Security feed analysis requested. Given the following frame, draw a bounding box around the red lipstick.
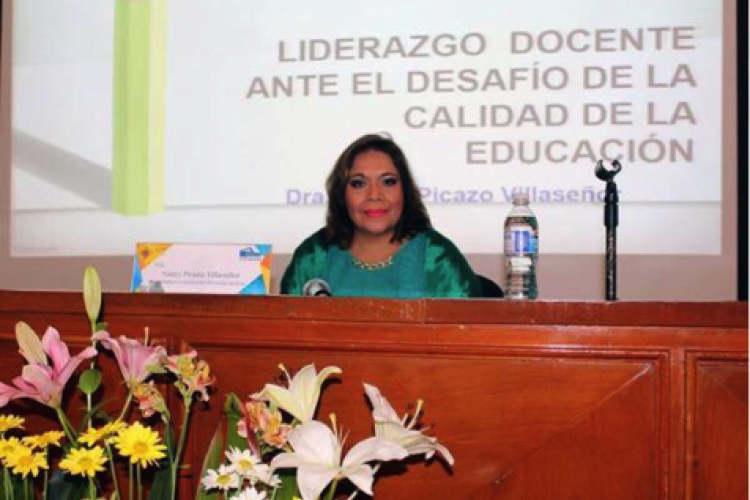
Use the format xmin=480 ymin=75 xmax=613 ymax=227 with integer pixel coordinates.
xmin=364 ymin=209 xmax=388 ymax=218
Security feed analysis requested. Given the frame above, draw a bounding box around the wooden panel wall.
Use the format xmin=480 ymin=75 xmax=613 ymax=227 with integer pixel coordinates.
xmin=0 ymin=292 xmax=746 ymax=500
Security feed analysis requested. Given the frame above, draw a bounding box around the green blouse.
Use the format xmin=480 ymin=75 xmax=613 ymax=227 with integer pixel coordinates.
xmin=280 ymin=229 xmax=481 ymax=298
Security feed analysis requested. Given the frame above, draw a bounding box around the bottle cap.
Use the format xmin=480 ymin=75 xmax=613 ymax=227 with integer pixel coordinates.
xmin=512 ymin=191 xmax=530 ymax=205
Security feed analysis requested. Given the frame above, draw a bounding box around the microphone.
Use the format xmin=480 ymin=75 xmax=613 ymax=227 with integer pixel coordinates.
xmin=303 ymin=278 xmax=332 ymax=297
xmin=595 ymin=159 xmax=623 ymax=302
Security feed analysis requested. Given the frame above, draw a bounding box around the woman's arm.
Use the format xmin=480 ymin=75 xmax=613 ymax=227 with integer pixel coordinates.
xmin=280 ymin=230 xmax=329 ymax=295
xmin=423 ymin=230 xmax=482 ymax=298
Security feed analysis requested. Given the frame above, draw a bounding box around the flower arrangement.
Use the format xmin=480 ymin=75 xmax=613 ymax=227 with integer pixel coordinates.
xmin=199 ymin=363 xmax=454 ymax=500
xmin=0 ymin=268 xmax=454 ymax=500
xmin=0 ymin=268 xmax=214 ymax=500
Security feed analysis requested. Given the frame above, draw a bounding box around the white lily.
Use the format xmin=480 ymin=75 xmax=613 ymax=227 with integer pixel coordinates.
xmin=270 ymin=419 xmax=407 ymax=500
xmin=364 ymin=383 xmax=454 ymax=465
xmin=258 ymin=364 xmax=341 ymax=423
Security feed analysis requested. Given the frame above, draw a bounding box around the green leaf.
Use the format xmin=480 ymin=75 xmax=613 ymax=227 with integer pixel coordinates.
xmin=47 ymin=469 xmax=88 ymax=500
xmin=146 ymin=463 xmax=173 ymax=500
xmin=164 ymin=422 xmax=176 ymax=459
xmin=83 ymin=267 xmax=102 ymax=325
xmin=15 ymin=321 xmax=45 ymax=364
xmin=79 ymin=368 xmax=102 ymax=395
xmin=224 ymin=393 xmax=249 ymax=452
xmin=76 ymin=398 xmax=118 ymax=433
xmin=194 ymin=420 xmax=225 ymax=500
xmin=0 ymin=470 xmax=26 ymax=500
xmin=274 ymin=469 xmax=301 ymax=500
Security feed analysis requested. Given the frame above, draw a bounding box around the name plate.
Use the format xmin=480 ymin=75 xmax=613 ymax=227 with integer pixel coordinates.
xmin=131 ymin=243 xmax=272 ymax=295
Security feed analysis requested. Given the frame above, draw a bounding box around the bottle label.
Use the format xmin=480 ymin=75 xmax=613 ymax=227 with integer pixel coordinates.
xmin=505 ymin=229 xmax=538 ymax=255
xmin=509 ymin=256 xmax=532 ymax=270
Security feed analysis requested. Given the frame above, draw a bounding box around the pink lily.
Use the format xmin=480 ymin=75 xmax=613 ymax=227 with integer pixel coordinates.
xmin=0 ymin=325 xmax=97 ymax=409
xmin=93 ymin=331 xmax=166 ymax=389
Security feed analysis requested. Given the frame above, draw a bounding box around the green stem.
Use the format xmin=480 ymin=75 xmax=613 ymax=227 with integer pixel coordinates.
xmin=1 ymin=433 xmax=13 ymax=500
xmin=105 ymin=442 xmax=122 ymax=500
xmin=55 ymin=407 xmax=77 ymax=444
xmin=42 ymin=456 xmax=49 ymax=500
xmin=23 ymin=477 xmax=29 ymax=500
xmin=170 ymin=400 xmax=192 ymax=500
xmin=88 ymin=320 xmax=98 ymax=428
xmin=137 ymin=465 xmax=142 ymax=500
xmin=118 ymin=389 xmax=135 ymax=422
xmin=89 ymin=478 xmax=96 ymax=500
xmin=324 ymin=478 xmax=339 ymax=500
xmin=3 ymin=466 xmax=12 ymax=500
xmin=86 ymin=393 xmax=93 ymax=427
xmin=129 ymin=462 xmax=134 ymax=500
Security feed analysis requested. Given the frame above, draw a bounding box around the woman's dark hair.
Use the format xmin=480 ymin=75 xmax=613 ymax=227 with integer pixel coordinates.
xmin=325 ymin=134 xmax=431 ymax=248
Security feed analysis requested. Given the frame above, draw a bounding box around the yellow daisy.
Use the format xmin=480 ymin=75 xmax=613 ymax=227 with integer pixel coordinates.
xmin=112 ymin=422 xmax=167 ymax=468
xmin=4 ymin=446 xmax=48 ymax=478
xmin=23 ymin=430 xmax=66 ymax=450
xmin=0 ymin=415 xmax=25 ymax=433
xmin=78 ymin=426 xmax=107 ymax=447
xmin=0 ymin=437 xmax=23 ymax=461
xmin=103 ymin=421 xmax=127 ymax=438
xmin=79 ymin=421 xmax=128 ymax=446
xmin=59 ymin=446 xmax=108 ymax=478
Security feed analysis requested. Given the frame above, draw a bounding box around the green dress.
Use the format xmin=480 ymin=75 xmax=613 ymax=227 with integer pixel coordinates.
xmin=280 ymin=229 xmax=481 ymax=298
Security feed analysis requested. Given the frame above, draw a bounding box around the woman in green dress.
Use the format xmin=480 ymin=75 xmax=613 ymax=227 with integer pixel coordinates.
xmin=281 ymin=133 xmax=481 ymax=298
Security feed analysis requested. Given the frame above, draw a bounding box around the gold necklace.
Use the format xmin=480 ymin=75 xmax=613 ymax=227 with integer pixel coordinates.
xmin=351 ymin=255 xmax=394 ymax=271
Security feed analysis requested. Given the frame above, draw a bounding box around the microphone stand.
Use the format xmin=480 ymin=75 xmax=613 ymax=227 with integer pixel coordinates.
xmin=595 ymin=160 xmax=622 ymax=301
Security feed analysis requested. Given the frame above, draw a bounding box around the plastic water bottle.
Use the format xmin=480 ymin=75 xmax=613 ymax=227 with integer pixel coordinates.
xmin=504 ymin=191 xmax=539 ymax=299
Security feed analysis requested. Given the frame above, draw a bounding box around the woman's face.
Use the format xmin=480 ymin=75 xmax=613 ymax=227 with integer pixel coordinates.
xmin=345 ymin=150 xmax=404 ymax=242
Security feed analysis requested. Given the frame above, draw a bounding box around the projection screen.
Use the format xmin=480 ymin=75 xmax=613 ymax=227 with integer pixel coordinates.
xmin=0 ymin=0 xmax=740 ymax=299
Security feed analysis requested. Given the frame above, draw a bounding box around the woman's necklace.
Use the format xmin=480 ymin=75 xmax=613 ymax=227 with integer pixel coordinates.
xmin=351 ymin=255 xmax=394 ymax=271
